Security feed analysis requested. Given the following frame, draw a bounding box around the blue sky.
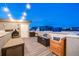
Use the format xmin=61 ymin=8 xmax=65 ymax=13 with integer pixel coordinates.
xmin=0 ymin=3 xmax=79 ymax=28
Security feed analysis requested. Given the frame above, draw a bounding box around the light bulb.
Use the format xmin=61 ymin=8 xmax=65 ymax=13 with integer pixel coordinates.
xmin=23 ymin=12 xmax=27 ymax=16
xmin=20 ymin=16 xmax=25 ymax=22
xmin=20 ymin=19 xmax=24 ymax=22
xmin=26 ymin=4 xmax=31 ymax=10
xmin=8 ymin=13 xmax=12 ymax=19
xmin=22 ymin=16 xmax=25 ymax=20
xmin=3 ymin=7 xmax=9 ymax=13
xmin=8 ymin=13 xmax=11 ymax=17
xmin=8 ymin=15 xmax=14 ymax=21
xmin=10 ymin=18 xmax=14 ymax=21
xmin=20 ymin=16 xmax=25 ymax=20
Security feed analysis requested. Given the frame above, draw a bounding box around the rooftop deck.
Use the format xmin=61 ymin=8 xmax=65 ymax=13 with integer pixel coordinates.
xmin=23 ymin=37 xmax=54 ymax=56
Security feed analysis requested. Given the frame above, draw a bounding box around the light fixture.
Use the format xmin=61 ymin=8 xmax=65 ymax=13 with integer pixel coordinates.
xmin=8 ymin=13 xmax=11 ymax=17
xmin=20 ymin=18 xmax=24 ymax=22
xmin=20 ymin=19 xmax=24 ymax=22
xmin=3 ymin=7 xmax=9 ymax=13
xmin=9 ymin=17 xmax=14 ymax=21
xmin=22 ymin=12 xmax=27 ymax=16
xmin=21 ymin=16 xmax=25 ymax=20
xmin=2 ymin=3 xmax=31 ymax=22
xmin=8 ymin=13 xmax=12 ymax=19
xmin=20 ymin=12 xmax=27 ymax=21
xmin=26 ymin=4 xmax=31 ymax=10
xmin=7 ymin=13 xmax=14 ymax=21
xmin=3 ymin=6 xmax=15 ymax=21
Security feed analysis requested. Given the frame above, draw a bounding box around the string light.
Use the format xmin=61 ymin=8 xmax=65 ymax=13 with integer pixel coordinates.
xmin=3 ymin=3 xmax=31 ymax=22
xmin=20 ymin=16 xmax=25 ymax=22
xmin=21 ymin=16 xmax=25 ymax=20
xmin=7 ymin=13 xmax=14 ymax=21
xmin=19 ymin=12 xmax=27 ymax=21
xmin=9 ymin=16 xmax=14 ymax=21
xmin=26 ymin=4 xmax=31 ymax=10
xmin=3 ymin=7 xmax=9 ymax=13
xmin=3 ymin=6 xmax=14 ymax=21
xmin=8 ymin=13 xmax=11 ymax=17
xmin=8 ymin=13 xmax=12 ymax=19
xmin=22 ymin=12 xmax=27 ymax=16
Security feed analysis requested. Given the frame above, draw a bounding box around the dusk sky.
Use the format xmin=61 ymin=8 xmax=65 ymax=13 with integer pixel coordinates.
xmin=0 ymin=3 xmax=79 ymax=28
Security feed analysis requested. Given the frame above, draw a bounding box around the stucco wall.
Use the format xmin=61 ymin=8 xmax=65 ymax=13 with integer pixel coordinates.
xmin=4 ymin=23 xmax=19 ymax=30
xmin=66 ymin=37 xmax=79 ymax=56
xmin=0 ymin=21 xmax=30 ymax=38
xmin=20 ymin=23 xmax=29 ymax=38
xmin=0 ymin=22 xmax=19 ymax=30
xmin=0 ymin=22 xmax=4 ymax=30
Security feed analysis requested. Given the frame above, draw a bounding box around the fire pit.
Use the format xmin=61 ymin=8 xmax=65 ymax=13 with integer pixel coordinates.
xmin=12 ymin=29 xmax=19 ymax=38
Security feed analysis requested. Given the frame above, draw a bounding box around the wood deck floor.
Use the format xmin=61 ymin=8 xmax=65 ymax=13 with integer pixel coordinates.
xmin=23 ymin=37 xmax=54 ymax=56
